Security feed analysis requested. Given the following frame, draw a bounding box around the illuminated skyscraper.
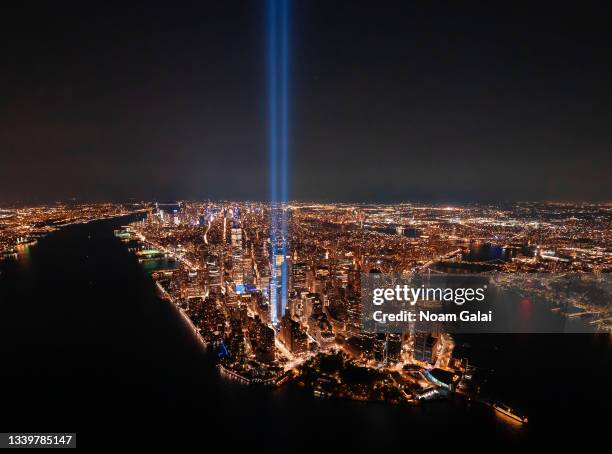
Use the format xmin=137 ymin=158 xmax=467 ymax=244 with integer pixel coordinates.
xmin=269 ymin=240 xmax=286 ymax=324
xmin=291 ymin=261 xmax=307 ymax=290
xmin=231 ymin=208 xmax=244 ymax=290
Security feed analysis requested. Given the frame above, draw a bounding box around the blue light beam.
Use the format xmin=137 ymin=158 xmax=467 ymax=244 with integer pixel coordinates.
xmin=267 ymin=0 xmax=290 ymax=325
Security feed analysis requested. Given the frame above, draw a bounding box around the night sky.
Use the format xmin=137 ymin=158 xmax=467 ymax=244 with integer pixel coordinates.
xmin=1 ymin=1 xmax=611 ymax=204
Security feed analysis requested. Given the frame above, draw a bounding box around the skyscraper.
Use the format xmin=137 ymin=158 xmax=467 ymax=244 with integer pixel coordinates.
xmin=231 ymin=208 xmax=244 ymax=290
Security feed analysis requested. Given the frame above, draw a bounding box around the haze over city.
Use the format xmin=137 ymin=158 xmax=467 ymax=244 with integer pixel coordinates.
xmin=2 ymin=1 xmax=611 ymax=204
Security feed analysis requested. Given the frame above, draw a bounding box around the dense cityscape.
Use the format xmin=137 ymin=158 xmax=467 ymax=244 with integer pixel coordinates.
xmin=4 ymin=201 xmax=608 ymax=425
xmin=2 ymin=0 xmax=611 ymax=448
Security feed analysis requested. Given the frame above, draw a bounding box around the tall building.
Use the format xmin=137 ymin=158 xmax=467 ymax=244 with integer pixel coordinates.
xmin=387 ymin=334 xmax=402 ymax=363
xmin=413 ymin=331 xmax=438 ymax=364
xmin=231 ymin=229 xmax=243 ymax=263
xmin=279 ymin=315 xmax=308 ymax=354
xmin=231 ymin=208 xmax=244 ymax=289
xmin=270 ymin=242 xmax=288 ymax=325
xmin=291 ymin=261 xmax=307 ymax=290
xmin=373 ymin=332 xmax=405 ymax=364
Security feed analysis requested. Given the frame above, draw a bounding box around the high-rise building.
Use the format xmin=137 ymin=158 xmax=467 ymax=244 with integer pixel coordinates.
xmin=279 ymin=315 xmax=308 ymax=354
xmin=387 ymin=334 xmax=402 ymax=363
xmin=270 ymin=242 xmax=288 ymax=325
xmin=250 ymin=319 xmax=275 ymax=363
xmin=413 ymin=331 xmax=438 ymax=364
xmin=231 ymin=208 xmax=244 ymax=289
xmin=291 ymin=261 xmax=307 ymax=290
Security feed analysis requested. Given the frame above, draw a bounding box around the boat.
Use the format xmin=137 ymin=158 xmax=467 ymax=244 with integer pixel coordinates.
xmin=493 ymin=402 xmax=528 ymax=423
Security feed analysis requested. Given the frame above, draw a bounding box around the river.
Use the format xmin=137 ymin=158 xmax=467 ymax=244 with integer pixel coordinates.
xmin=0 ymin=215 xmax=608 ymax=450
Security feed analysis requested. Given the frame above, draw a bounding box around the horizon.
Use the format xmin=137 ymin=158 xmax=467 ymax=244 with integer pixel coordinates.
xmin=2 ymin=198 xmax=611 ymax=208
xmin=1 ymin=2 xmax=610 ymax=451
xmin=2 ymin=1 xmax=611 ymax=203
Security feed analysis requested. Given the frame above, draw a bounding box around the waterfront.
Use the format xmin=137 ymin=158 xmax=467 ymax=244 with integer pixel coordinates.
xmin=0 ymin=215 xmax=608 ymax=450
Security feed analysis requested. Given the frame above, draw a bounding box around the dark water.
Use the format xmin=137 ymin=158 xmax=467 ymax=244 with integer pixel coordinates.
xmin=464 ymin=243 xmax=534 ymax=262
xmin=0 ymin=216 xmax=608 ymax=450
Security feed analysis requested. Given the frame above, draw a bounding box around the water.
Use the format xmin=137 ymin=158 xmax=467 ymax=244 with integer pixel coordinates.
xmin=464 ymin=243 xmax=534 ymax=262
xmin=0 ymin=216 xmax=608 ymax=450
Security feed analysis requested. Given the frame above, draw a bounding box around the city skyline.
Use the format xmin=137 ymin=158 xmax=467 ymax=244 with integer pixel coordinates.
xmin=2 ymin=200 xmax=609 ymax=400
xmin=4 ymin=199 xmax=609 ymax=449
xmin=1 ymin=2 xmax=610 ymax=449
